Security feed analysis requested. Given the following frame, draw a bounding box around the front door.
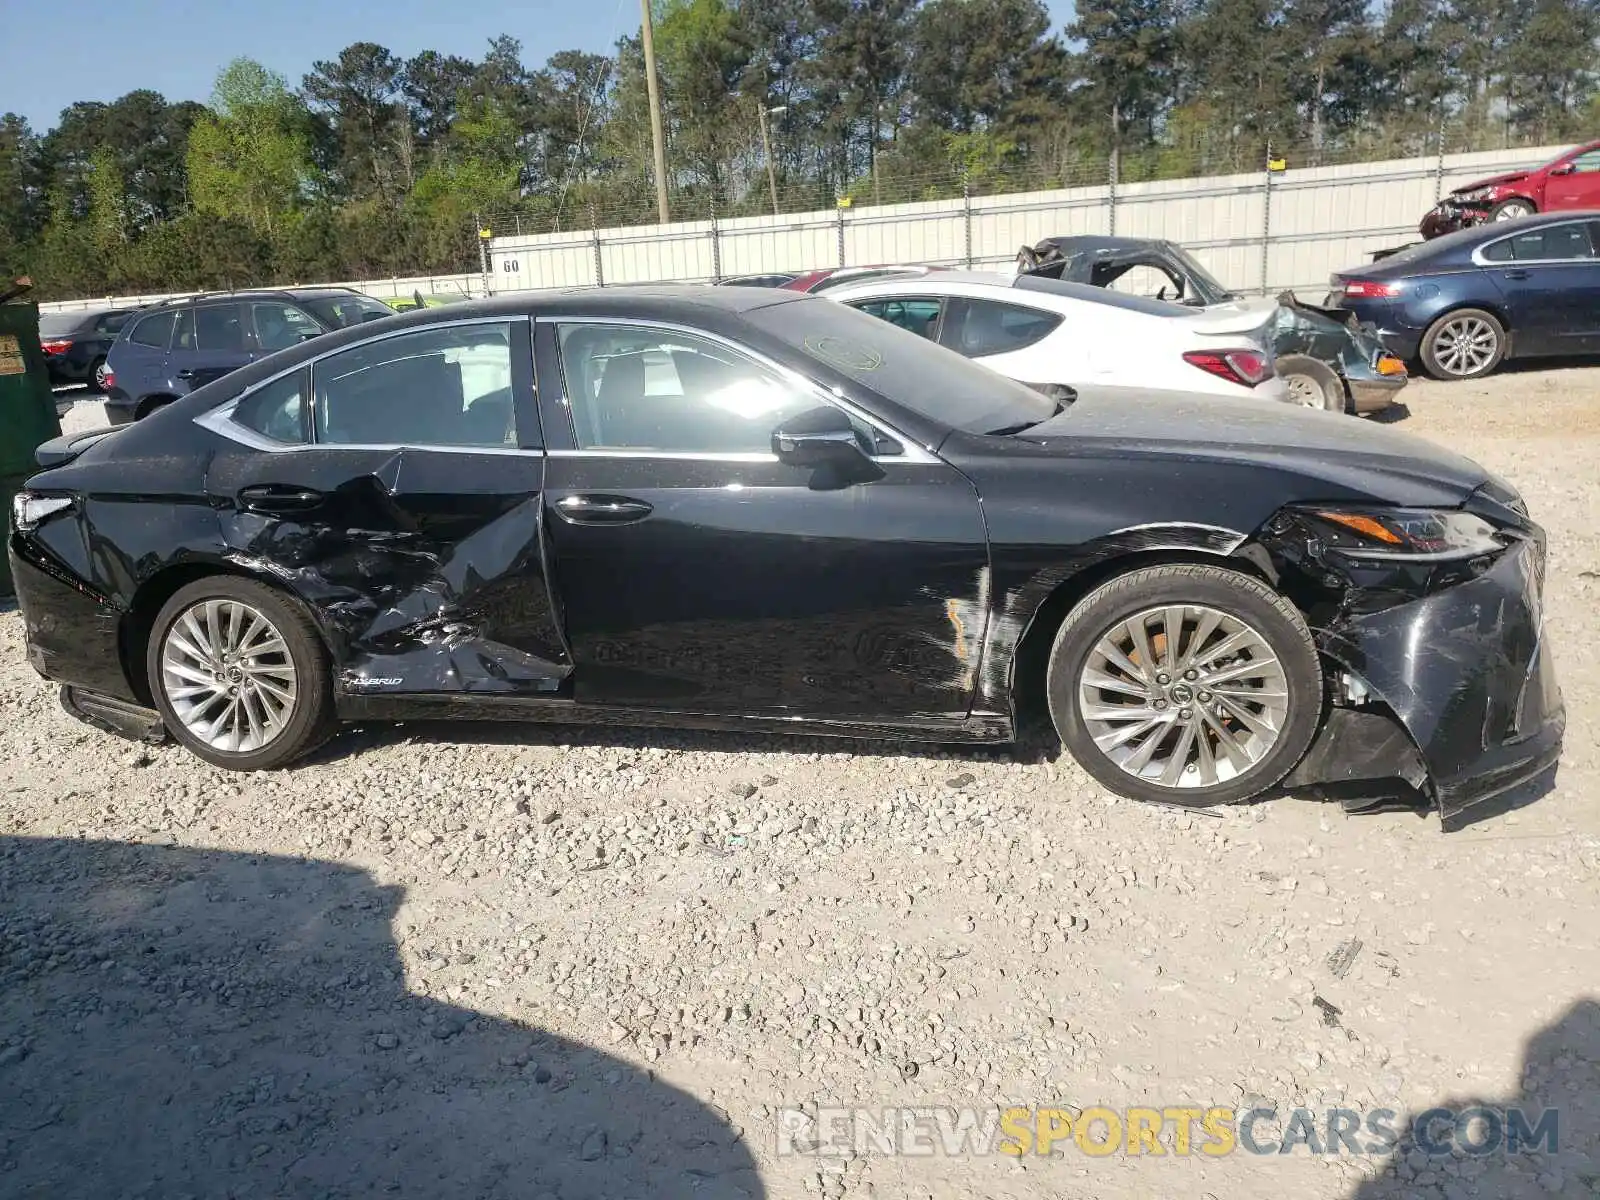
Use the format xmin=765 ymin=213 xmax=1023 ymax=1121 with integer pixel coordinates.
xmin=537 ymin=319 xmax=990 ymax=723
xmin=1542 ymin=148 xmax=1600 ymax=210
xmin=1483 ymin=220 xmax=1600 ymax=354
xmin=201 ymin=318 xmax=570 ymax=697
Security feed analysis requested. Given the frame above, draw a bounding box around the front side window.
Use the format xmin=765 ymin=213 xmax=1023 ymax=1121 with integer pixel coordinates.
xmin=945 ymin=299 xmax=1063 ymax=357
xmin=847 ymin=297 xmax=944 ymax=341
xmin=251 ymin=303 xmax=323 ymax=352
xmin=129 ymin=310 xmax=176 ymax=349
xmin=557 ymin=323 xmax=826 ymax=454
xmin=234 ymin=370 xmax=309 ymax=444
xmin=314 ymin=322 xmax=517 ymax=448
xmin=1567 ymin=150 xmax=1600 ymax=173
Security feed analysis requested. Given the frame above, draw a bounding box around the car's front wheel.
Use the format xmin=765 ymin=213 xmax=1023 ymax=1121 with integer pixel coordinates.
xmin=1491 ymin=198 xmax=1536 ymax=221
xmin=1420 ymin=308 xmax=1506 ymax=380
xmin=1046 ymin=564 xmax=1322 ymax=807
xmin=147 ymin=577 xmax=336 ymax=770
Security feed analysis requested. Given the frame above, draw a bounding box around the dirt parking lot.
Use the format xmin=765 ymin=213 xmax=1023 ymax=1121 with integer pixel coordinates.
xmin=3 ymin=372 xmax=1598 ymax=1200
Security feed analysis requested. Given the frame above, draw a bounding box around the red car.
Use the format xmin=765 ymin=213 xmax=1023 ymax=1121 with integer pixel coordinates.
xmin=1421 ymin=140 xmax=1600 ymax=237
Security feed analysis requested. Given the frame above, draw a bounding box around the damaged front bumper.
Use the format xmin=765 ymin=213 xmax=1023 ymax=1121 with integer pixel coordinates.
xmin=1285 ymin=536 xmax=1563 ymax=822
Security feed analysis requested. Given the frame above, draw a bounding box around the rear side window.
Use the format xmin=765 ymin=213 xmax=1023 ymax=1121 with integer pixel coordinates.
xmin=233 ymin=370 xmax=309 ymax=444
xmin=848 ymin=297 xmax=944 ymax=341
xmin=1484 ymin=223 xmax=1596 ymax=262
xmin=96 ymin=312 xmax=132 ymax=334
xmin=946 ymin=299 xmax=1063 ymax=356
xmin=129 ymin=311 xmax=176 ymax=349
xmin=194 ymin=304 xmax=246 ymax=353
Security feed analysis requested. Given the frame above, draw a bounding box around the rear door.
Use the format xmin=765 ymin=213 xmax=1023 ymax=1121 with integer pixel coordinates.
xmin=111 ymin=308 xmax=179 ymax=400
xmin=201 ymin=317 xmax=568 ymax=698
xmin=1479 ymin=221 xmax=1600 ymax=354
xmin=172 ymin=302 xmax=251 ymax=391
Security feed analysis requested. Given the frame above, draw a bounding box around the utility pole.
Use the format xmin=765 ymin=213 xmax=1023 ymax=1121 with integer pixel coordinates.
xmin=758 ymin=103 xmax=786 ymax=217
xmin=640 ymin=0 xmax=671 ymax=224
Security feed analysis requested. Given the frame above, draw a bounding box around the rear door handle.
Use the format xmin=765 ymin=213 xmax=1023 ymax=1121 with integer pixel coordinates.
xmin=1503 ymin=269 xmax=1531 ymax=281
xmin=554 ymin=494 xmax=653 ymax=525
xmin=238 ymin=484 xmax=325 ymax=514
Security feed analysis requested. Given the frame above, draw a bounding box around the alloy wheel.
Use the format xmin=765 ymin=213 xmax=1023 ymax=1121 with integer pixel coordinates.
xmin=1494 ymin=202 xmax=1533 ymax=221
xmin=93 ymin=360 xmax=110 ymax=390
xmin=159 ymin=599 xmax=298 ymax=753
xmin=1076 ymin=604 xmax=1289 ymax=789
xmin=1432 ymin=316 xmax=1499 ymax=377
xmin=1283 ymin=373 xmax=1323 ymax=407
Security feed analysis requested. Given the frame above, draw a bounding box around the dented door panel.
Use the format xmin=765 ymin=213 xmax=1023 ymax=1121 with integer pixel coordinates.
xmin=205 ymin=444 xmax=570 ymax=699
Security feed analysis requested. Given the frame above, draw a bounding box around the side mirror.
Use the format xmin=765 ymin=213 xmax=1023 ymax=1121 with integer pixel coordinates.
xmin=1023 ymin=382 xmax=1077 ymax=407
xmin=772 ymin=406 xmax=869 ymax=469
xmin=1552 ymin=163 xmax=1577 ymax=176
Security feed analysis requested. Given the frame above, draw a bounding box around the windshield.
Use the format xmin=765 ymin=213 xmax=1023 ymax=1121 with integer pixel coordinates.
xmin=299 ymin=294 xmax=395 ymax=329
xmin=1166 ymin=245 xmax=1236 ymax=302
xmin=744 ymin=297 xmax=1057 ymax=436
xmin=38 ymin=313 xmax=83 ymax=337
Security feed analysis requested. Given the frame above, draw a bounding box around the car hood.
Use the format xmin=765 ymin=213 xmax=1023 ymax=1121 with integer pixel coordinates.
xmin=1450 ymin=170 xmax=1528 ymax=195
xmin=1012 ymin=387 xmax=1488 ymax=506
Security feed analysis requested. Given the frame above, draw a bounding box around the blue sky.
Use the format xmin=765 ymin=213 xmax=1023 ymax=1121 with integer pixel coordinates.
xmin=0 ymin=0 xmax=1078 ymax=133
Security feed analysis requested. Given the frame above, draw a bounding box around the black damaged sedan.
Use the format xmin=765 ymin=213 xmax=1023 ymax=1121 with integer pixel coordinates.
xmin=8 ymin=287 xmax=1562 ymax=821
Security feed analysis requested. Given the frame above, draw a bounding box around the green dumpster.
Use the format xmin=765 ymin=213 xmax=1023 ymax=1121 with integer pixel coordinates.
xmin=0 ymin=296 xmax=64 ymax=596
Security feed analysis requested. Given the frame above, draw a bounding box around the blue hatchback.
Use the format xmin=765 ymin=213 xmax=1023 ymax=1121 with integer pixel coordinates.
xmin=105 ymin=288 xmax=395 ymax=420
xmin=1329 ymin=211 xmax=1600 ymax=380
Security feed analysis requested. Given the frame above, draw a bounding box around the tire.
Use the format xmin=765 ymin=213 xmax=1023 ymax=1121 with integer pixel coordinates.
xmin=134 ymin=395 xmax=174 ymax=420
xmin=89 ymin=357 xmax=109 ymax=393
xmin=1045 ymin=563 xmax=1322 ymax=808
xmin=1420 ymin=308 xmax=1506 ymax=380
xmin=1491 ymin=198 xmax=1535 ymax=222
xmin=1276 ymin=354 xmax=1347 ymax=413
xmin=146 ymin=577 xmax=336 ymax=770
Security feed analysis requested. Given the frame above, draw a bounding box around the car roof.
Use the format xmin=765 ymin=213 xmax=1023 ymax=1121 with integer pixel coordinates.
xmin=1030 ymin=235 xmax=1175 ymax=255
xmin=1362 ymin=209 xmax=1600 ymax=274
xmin=825 ymin=270 xmax=1192 ymax=316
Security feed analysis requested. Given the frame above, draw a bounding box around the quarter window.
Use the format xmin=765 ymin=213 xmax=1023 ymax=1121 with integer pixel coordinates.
xmin=847 ymin=298 xmax=944 ymax=341
xmin=233 ymin=370 xmax=310 ymax=444
xmin=557 ymin=323 xmax=828 ymax=454
xmin=314 ymin=323 xmax=517 ymax=447
xmin=946 ymin=299 xmax=1063 ymax=356
xmin=129 ymin=311 xmax=176 ymax=349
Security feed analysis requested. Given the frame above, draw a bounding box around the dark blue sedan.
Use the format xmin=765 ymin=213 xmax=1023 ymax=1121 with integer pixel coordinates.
xmin=1329 ymin=211 xmax=1600 ymax=380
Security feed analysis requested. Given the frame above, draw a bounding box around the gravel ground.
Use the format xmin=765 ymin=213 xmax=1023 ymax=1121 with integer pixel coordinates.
xmin=3 ymin=375 xmax=1598 ymax=1200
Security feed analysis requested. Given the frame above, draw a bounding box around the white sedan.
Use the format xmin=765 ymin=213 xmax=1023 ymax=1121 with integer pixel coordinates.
xmin=825 ymin=272 xmax=1296 ymax=405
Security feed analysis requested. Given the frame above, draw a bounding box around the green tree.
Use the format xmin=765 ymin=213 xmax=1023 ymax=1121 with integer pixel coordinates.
xmin=187 ymin=59 xmax=314 ymax=238
xmin=303 ymin=42 xmax=408 ymax=200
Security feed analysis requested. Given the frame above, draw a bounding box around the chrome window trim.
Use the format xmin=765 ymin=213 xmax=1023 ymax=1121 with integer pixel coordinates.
xmin=193 ymin=314 xmax=535 ymax=453
xmin=539 ymin=314 xmax=941 ymax=465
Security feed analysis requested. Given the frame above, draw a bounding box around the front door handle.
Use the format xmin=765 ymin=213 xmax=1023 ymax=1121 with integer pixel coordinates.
xmin=1503 ymin=269 xmax=1531 ymax=281
xmin=554 ymin=494 xmax=653 ymax=525
xmin=238 ymin=484 xmax=325 ymax=514
xmin=176 ymin=369 xmax=197 ymax=380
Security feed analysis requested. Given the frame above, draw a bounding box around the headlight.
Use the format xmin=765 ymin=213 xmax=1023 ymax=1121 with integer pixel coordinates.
xmin=11 ymin=492 xmax=73 ymax=533
xmin=1303 ymin=507 xmax=1508 ymax=561
xmin=1456 ymin=187 xmax=1491 ymax=202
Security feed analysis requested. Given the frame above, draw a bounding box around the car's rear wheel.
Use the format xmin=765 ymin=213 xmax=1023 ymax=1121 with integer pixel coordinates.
xmin=1046 ymin=564 xmax=1322 ymax=808
xmin=1277 ymin=355 xmax=1346 ymax=413
xmin=1420 ymin=308 xmax=1506 ymax=380
xmin=147 ymin=577 xmax=335 ymax=770
xmin=1491 ymin=198 xmax=1535 ymax=221
xmin=89 ymin=357 xmax=109 ymax=393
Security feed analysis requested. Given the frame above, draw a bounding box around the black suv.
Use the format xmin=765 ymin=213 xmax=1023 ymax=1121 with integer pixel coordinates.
xmin=104 ymin=288 xmax=394 ymax=420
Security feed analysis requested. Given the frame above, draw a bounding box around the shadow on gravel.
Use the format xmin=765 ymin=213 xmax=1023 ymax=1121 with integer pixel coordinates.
xmin=308 ymin=718 xmax=1062 ymax=769
xmin=1365 ymin=402 xmax=1412 ymax=424
xmin=0 ymin=836 xmax=765 ymax=1200
xmin=1347 ymin=999 xmax=1600 ymax=1199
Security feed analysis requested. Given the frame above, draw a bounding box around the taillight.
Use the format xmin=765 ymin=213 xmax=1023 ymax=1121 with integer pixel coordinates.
xmin=1339 ymin=279 xmax=1401 ymax=299
xmin=41 ymin=339 xmax=72 ymax=355
xmin=1184 ymin=349 xmax=1271 ymax=387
